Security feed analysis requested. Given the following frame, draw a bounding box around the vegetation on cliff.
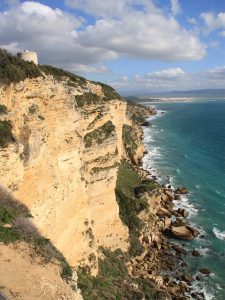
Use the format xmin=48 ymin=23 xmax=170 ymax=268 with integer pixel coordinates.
xmin=77 ymin=248 xmax=156 ymax=300
xmin=0 ymin=49 xmax=122 ymax=105
xmin=0 ymin=120 xmax=14 ymax=148
xmin=84 ymin=120 xmax=116 ymax=148
xmin=0 ymin=49 xmax=41 ymax=84
xmin=116 ymin=160 xmax=156 ymax=256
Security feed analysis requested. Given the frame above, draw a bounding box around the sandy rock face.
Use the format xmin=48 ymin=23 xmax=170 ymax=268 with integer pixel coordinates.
xmin=0 ymin=76 xmax=129 ymax=268
xmin=0 ymin=242 xmax=82 ymax=300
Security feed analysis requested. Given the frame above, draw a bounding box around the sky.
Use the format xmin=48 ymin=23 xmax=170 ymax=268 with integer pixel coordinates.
xmin=0 ymin=0 xmax=225 ymax=94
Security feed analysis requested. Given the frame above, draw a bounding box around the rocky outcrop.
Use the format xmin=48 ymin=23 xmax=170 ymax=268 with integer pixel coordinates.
xmin=0 ymin=75 xmax=129 ymax=270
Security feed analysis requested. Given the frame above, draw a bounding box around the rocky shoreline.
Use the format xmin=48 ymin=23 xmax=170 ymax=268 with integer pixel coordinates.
xmin=126 ymin=102 xmax=208 ymax=300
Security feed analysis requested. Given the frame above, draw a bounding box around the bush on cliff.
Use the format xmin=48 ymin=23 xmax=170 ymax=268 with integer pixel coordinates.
xmin=39 ymin=64 xmax=86 ymax=86
xmin=0 ymin=120 xmax=14 ymax=148
xmin=84 ymin=120 xmax=116 ymax=148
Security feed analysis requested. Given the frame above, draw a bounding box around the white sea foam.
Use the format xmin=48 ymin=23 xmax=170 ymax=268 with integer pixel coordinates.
xmin=196 ymin=246 xmax=210 ymax=256
xmin=190 ymin=280 xmax=215 ymax=300
xmin=213 ymin=227 xmax=225 ymax=240
xmin=173 ymin=194 xmax=198 ymax=217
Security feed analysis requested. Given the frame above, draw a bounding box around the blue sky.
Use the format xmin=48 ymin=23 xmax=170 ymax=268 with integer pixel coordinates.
xmin=0 ymin=0 xmax=224 ymax=94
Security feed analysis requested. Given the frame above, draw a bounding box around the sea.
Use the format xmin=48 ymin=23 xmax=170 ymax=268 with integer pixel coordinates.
xmin=142 ymin=99 xmax=225 ymax=300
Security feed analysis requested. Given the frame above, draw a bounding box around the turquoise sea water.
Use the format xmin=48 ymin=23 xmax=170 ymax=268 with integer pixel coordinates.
xmin=142 ymin=99 xmax=225 ymax=300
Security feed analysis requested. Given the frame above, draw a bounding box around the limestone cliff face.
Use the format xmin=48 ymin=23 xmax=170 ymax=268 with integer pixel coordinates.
xmin=0 ymin=76 xmax=129 ymax=268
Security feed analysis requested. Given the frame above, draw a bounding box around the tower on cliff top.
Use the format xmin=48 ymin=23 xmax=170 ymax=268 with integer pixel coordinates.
xmin=17 ymin=50 xmax=38 ymax=65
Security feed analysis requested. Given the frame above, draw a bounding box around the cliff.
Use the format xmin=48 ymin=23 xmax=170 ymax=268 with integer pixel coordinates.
xmin=0 ymin=73 xmax=130 ymax=270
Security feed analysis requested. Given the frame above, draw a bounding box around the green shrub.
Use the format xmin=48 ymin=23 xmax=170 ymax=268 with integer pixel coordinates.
xmin=39 ymin=64 xmax=86 ymax=86
xmin=84 ymin=120 xmax=115 ymax=148
xmin=0 ymin=120 xmax=14 ymax=148
xmin=0 ymin=104 xmax=8 ymax=115
xmin=93 ymin=81 xmax=122 ymax=101
xmin=75 ymin=92 xmax=100 ymax=107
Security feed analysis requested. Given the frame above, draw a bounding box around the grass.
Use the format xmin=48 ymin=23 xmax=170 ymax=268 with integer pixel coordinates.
xmin=115 ymin=160 xmax=157 ymax=256
xmin=77 ymin=248 xmax=156 ymax=300
xmin=84 ymin=120 xmax=115 ymax=148
xmin=0 ymin=120 xmax=14 ymax=148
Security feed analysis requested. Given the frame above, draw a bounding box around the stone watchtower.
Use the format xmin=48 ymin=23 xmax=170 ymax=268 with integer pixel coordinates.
xmin=17 ymin=50 xmax=38 ymax=65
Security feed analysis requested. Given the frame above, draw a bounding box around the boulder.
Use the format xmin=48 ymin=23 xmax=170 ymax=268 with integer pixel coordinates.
xmin=157 ymin=207 xmax=172 ymax=218
xmin=199 ymin=268 xmax=211 ymax=276
xmin=192 ymin=250 xmax=201 ymax=257
xmin=170 ymin=226 xmax=195 ymax=240
xmin=175 ymin=187 xmax=189 ymax=194
xmin=174 ymin=194 xmax=181 ymax=200
xmin=182 ymin=274 xmax=194 ymax=284
xmin=164 ymin=216 xmax=172 ymax=229
xmin=171 ymin=244 xmax=188 ymax=255
xmin=165 ymin=190 xmax=174 ymax=200
xmin=177 ymin=208 xmax=189 ymax=218
xmin=172 ymin=218 xmax=187 ymax=227
xmin=186 ymin=226 xmax=200 ymax=238
xmin=141 ymin=121 xmax=151 ymax=126
xmin=161 ymin=193 xmax=169 ymax=202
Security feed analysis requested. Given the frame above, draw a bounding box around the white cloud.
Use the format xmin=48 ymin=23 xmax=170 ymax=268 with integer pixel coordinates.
xmin=201 ymin=12 xmax=225 ymax=35
xmin=67 ymin=64 xmax=109 ymax=74
xmin=65 ymin=0 xmax=158 ymax=18
xmin=110 ymin=66 xmax=225 ymax=93
xmin=170 ymin=0 xmax=181 ymax=16
xmin=0 ymin=1 xmax=205 ymax=75
xmin=0 ymin=1 xmax=116 ymax=66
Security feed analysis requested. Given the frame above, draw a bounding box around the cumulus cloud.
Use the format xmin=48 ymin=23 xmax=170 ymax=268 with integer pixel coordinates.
xmin=110 ymin=66 xmax=225 ymax=93
xmin=170 ymin=0 xmax=181 ymax=16
xmin=201 ymin=12 xmax=225 ymax=35
xmin=0 ymin=1 xmax=116 ymax=66
xmin=0 ymin=1 xmax=206 ymax=75
xmin=65 ymin=0 xmax=158 ymax=18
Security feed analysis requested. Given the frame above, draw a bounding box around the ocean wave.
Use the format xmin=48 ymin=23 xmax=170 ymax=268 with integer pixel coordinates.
xmin=213 ymin=227 xmax=225 ymax=240
xmin=190 ymin=280 xmax=215 ymax=300
xmin=173 ymin=194 xmax=198 ymax=217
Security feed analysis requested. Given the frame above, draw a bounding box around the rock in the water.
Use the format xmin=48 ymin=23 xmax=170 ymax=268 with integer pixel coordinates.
xmin=177 ymin=208 xmax=189 ymax=218
xmin=199 ymin=268 xmax=211 ymax=276
xmin=175 ymin=187 xmax=189 ymax=194
xmin=186 ymin=226 xmax=200 ymax=238
xmin=141 ymin=121 xmax=151 ymax=126
xmin=182 ymin=274 xmax=194 ymax=284
xmin=172 ymin=244 xmax=188 ymax=255
xmin=169 ymin=226 xmax=196 ymax=240
xmin=192 ymin=250 xmax=201 ymax=257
